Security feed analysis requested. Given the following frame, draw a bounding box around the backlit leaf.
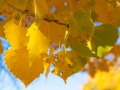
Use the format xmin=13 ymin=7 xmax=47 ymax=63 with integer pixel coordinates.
xmin=52 ymin=51 xmax=87 ymax=82
xmin=7 ymin=0 xmax=28 ymax=10
xmin=34 ymin=0 xmax=48 ymax=17
xmin=91 ymin=24 xmax=118 ymax=54
xmin=40 ymin=21 xmax=67 ymax=44
xmin=97 ymin=46 xmax=112 ymax=57
xmin=27 ymin=23 xmax=49 ymax=64
xmin=67 ymin=36 xmax=96 ymax=57
xmin=4 ymin=21 xmax=28 ymax=49
xmin=4 ymin=48 xmax=44 ymax=85
xmin=34 ymin=0 xmax=49 ymax=23
xmin=68 ymin=9 xmax=94 ymax=41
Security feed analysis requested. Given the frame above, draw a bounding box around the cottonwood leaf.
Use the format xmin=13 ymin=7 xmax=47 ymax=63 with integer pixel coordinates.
xmin=4 ymin=21 xmax=28 ymax=49
xmin=25 ymin=0 xmax=48 ymax=18
xmin=40 ymin=21 xmax=67 ymax=44
xmin=27 ymin=23 xmax=49 ymax=64
xmin=91 ymin=24 xmax=118 ymax=55
xmin=43 ymin=48 xmax=55 ymax=77
xmin=34 ymin=0 xmax=48 ymax=16
xmin=4 ymin=5 xmax=22 ymax=24
xmin=66 ymin=0 xmax=120 ymax=26
xmin=92 ymin=0 xmax=120 ymax=26
xmin=67 ymin=36 xmax=96 ymax=57
xmin=4 ymin=48 xmax=44 ymax=85
xmin=97 ymin=46 xmax=112 ymax=57
xmin=7 ymin=0 xmax=28 ymax=10
xmin=34 ymin=0 xmax=49 ymax=23
xmin=68 ymin=9 xmax=94 ymax=41
xmin=52 ymin=51 xmax=87 ymax=82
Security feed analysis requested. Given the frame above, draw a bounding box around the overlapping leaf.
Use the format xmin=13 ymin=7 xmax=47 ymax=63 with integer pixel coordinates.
xmin=4 ymin=48 xmax=44 ymax=85
xmin=27 ymin=23 xmax=49 ymax=64
xmin=46 ymin=0 xmax=120 ymax=26
xmin=44 ymin=51 xmax=87 ymax=82
xmin=34 ymin=0 xmax=48 ymax=16
xmin=1 ymin=0 xmax=120 ymax=86
xmin=40 ymin=21 xmax=67 ymax=44
xmin=91 ymin=24 xmax=118 ymax=55
xmin=68 ymin=9 xmax=94 ymax=41
xmin=4 ymin=21 xmax=28 ymax=49
xmin=7 ymin=0 xmax=28 ymax=10
xmin=3 ymin=5 xmax=22 ymax=24
xmin=67 ymin=36 xmax=95 ymax=57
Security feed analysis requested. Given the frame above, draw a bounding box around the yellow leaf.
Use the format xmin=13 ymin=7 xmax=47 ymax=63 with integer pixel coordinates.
xmin=27 ymin=23 xmax=49 ymax=64
xmin=4 ymin=21 xmax=28 ymax=49
xmin=43 ymin=60 xmax=50 ymax=77
xmin=4 ymin=47 xmax=44 ymax=85
xmin=44 ymin=48 xmax=87 ymax=82
xmin=7 ymin=0 xmax=28 ymax=10
xmin=25 ymin=0 xmax=34 ymax=16
xmin=4 ymin=5 xmax=22 ymax=22
xmin=83 ymin=67 xmax=120 ymax=90
xmin=34 ymin=0 xmax=48 ymax=16
xmin=43 ymin=47 xmax=55 ymax=77
xmin=52 ymin=51 xmax=87 ymax=82
xmin=97 ymin=46 xmax=112 ymax=57
xmin=40 ymin=21 xmax=67 ymax=44
xmin=34 ymin=0 xmax=49 ymax=23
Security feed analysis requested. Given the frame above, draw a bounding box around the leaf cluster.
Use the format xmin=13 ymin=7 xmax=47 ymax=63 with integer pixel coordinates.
xmin=0 ymin=0 xmax=119 ymax=86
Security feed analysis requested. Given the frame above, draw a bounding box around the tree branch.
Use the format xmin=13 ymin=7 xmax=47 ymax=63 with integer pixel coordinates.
xmin=7 ymin=4 xmax=69 ymax=28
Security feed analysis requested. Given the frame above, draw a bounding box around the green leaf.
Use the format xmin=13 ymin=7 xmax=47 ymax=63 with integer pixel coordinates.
xmin=71 ymin=44 xmax=96 ymax=57
xmin=51 ymin=51 xmax=87 ymax=83
xmin=91 ymin=24 xmax=118 ymax=55
xmin=97 ymin=46 xmax=112 ymax=57
xmin=67 ymin=36 xmax=96 ymax=57
xmin=68 ymin=9 xmax=94 ymax=41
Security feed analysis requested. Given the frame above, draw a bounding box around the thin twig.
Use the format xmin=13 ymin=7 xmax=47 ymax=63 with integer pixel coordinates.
xmin=7 ymin=3 xmax=69 ymax=28
xmin=43 ymin=18 xmax=69 ymax=28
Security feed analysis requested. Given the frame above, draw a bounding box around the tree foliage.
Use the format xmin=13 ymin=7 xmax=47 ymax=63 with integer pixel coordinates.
xmin=83 ymin=67 xmax=120 ymax=90
xmin=0 ymin=0 xmax=120 ymax=87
